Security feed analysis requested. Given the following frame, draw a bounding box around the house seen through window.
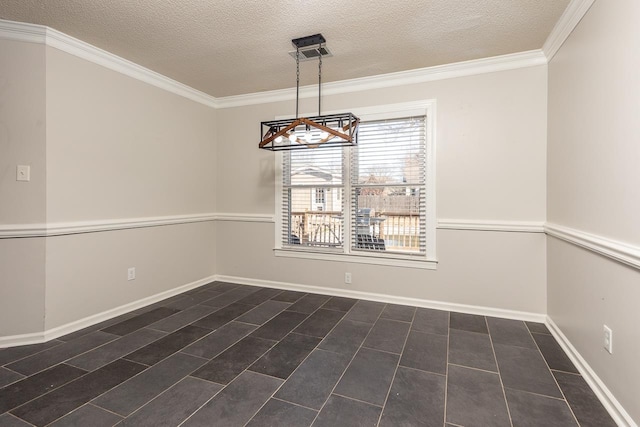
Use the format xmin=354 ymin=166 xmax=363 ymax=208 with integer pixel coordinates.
xmin=281 ymin=115 xmax=427 ymax=257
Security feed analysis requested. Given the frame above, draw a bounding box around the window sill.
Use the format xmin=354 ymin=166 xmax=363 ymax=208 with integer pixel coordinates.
xmin=273 ymin=248 xmax=437 ymax=270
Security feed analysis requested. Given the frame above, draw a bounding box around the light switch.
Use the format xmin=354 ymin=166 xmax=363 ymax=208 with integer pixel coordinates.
xmin=16 ymin=165 xmax=31 ymax=182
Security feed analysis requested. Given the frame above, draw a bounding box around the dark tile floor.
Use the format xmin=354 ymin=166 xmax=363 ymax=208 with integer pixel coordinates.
xmin=0 ymin=281 xmax=617 ymax=427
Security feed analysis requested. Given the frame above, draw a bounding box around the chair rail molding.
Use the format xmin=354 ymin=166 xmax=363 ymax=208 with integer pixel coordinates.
xmin=0 ymin=213 xmax=217 ymax=238
xmin=545 ymin=223 xmax=640 ymax=270
xmin=437 ymin=219 xmax=545 ymax=233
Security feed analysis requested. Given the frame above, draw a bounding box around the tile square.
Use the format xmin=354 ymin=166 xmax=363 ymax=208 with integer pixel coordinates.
xmin=321 ymin=296 xmax=358 ymax=312
xmin=487 ymin=317 xmax=536 ymax=349
xmin=345 ymin=300 xmax=385 ymax=324
xmin=67 ymin=328 xmax=167 ymax=371
xmin=191 ymin=335 xmax=275 ymax=384
xmin=181 ymin=321 xmax=256 ymax=359
xmin=294 ymin=309 xmax=345 ymax=338
xmin=363 ymin=318 xmax=410 ymax=354
xmin=379 ymin=367 xmax=445 ymax=427
xmin=380 ymin=304 xmax=416 ymax=322
xmin=237 ymin=288 xmax=284 ymax=305
xmin=192 ymin=302 xmax=254 ymax=330
xmin=250 ymin=310 xmax=309 ymax=341
xmin=249 ymin=333 xmax=321 ymax=379
xmin=0 ymin=340 xmax=64 ymax=365
xmin=532 ymin=332 xmax=578 ymax=373
xmin=449 ymin=328 xmax=497 ymax=372
xmin=123 ymin=325 xmax=211 ymax=366
xmin=0 ymin=414 xmax=35 ymax=426
xmin=505 ymin=388 xmax=578 ymax=427
xmin=554 ymin=371 xmax=617 ymax=427
xmin=272 ymin=290 xmax=308 ymax=303
xmin=47 ymin=404 xmax=123 ymax=427
xmin=101 ymin=307 xmax=179 ymax=336
xmin=450 ymin=312 xmax=488 ymax=334
xmin=493 ymin=343 xmax=562 ymax=398
xmin=118 ymin=376 xmax=222 ymax=427
xmin=312 ymin=395 xmax=381 ymax=427
xmin=92 ymin=352 xmax=205 ymax=417
xmin=287 ymin=293 xmax=332 ymax=314
xmin=334 ymin=347 xmax=399 ymax=406
xmin=445 ymin=364 xmax=510 ymax=427
xmin=526 ymin=321 xmax=551 ymax=335
xmin=236 ymin=300 xmax=291 ymax=325
xmin=206 ymin=281 xmax=240 ymax=293
xmin=11 ymin=359 xmax=146 ymax=426
xmin=200 ymin=286 xmax=260 ymax=307
xmin=0 ymin=367 xmax=24 ymax=388
xmin=318 ymin=319 xmax=372 ymax=357
xmin=247 ymin=398 xmax=317 ymax=427
xmin=146 ymin=304 xmax=219 ymax=333
xmin=400 ymin=330 xmax=447 ymax=375
xmin=412 ymin=308 xmax=449 ymax=335
xmin=0 ymin=364 xmax=87 ymax=414
xmin=182 ymin=371 xmax=283 ymax=427
xmin=7 ymin=331 xmax=117 ymax=376
xmin=275 ymin=349 xmax=352 ymax=410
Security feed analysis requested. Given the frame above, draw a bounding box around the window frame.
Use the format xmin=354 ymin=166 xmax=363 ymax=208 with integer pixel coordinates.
xmin=274 ymin=100 xmax=437 ymax=269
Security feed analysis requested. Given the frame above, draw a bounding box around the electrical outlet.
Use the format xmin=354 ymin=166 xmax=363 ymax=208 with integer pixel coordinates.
xmin=16 ymin=165 xmax=31 ymax=182
xmin=127 ymin=267 xmax=136 ymax=281
xmin=603 ymin=325 xmax=613 ymax=354
xmin=344 ymin=272 xmax=352 ymax=284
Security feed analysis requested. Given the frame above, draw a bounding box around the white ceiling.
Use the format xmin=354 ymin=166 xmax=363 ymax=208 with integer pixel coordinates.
xmin=0 ymin=0 xmax=569 ymax=98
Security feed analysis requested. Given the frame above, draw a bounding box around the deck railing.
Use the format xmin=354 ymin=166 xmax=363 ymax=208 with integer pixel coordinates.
xmin=290 ymin=211 xmax=420 ymax=251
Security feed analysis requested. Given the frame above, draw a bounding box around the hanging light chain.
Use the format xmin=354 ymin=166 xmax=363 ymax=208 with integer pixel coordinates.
xmin=295 ymin=46 xmax=300 ymax=119
xmin=318 ymin=42 xmax=323 ymax=116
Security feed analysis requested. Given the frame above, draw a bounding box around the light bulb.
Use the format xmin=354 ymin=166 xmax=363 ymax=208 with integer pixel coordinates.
xmin=289 ymin=133 xmax=297 ymax=143
xmin=304 ymin=130 xmax=312 ymax=142
xmin=275 ymin=135 xmax=283 ymax=143
xmin=320 ymin=131 xmax=329 ymax=139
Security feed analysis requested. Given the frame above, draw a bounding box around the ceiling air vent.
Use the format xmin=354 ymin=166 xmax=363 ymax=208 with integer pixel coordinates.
xmin=288 ymin=34 xmax=332 ymax=62
xmin=288 ymin=46 xmax=333 ymax=61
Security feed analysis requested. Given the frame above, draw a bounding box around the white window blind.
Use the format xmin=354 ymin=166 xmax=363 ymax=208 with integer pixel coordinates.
xmin=351 ymin=116 xmax=426 ymax=254
xmin=281 ymin=114 xmax=428 ymax=257
xmin=283 ymin=148 xmax=344 ymax=248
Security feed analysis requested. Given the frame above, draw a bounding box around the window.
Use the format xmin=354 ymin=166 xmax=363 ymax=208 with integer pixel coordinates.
xmin=276 ymin=101 xmax=436 ymax=268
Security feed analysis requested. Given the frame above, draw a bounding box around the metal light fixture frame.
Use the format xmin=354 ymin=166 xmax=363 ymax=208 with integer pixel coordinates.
xmin=259 ymin=34 xmax=360 ymax=151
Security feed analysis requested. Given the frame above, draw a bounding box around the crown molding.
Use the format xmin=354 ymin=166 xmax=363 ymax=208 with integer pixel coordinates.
xmin=216 ymin=50 xmax=547 ymax=109
xmin=1 ymin=18 xmax=548 ymax=111
xmin=546 ymin=223 xmax=640 ymax=270
xmin=438 ymin=219 xmax=545 ymax=233
xmin=542 ymin=0 xmax=596 ymax=61
xmin=0 ymin=19 xmax=218 ymax=108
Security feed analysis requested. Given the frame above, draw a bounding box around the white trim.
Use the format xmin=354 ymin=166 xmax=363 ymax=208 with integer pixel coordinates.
xmin=0 ymin=19 xmax=218 ymax=108
xmin=216 ymin=274 xmax=545 ymax=322
xmin=0 ymin=213 xmax=216 ymax=239
xmin=215 ymin=213 xmax=274 ymax=223
xmin=438 ymin=219 xmax=545 ymax=233
xmin=217 ymin=50 xmax=547 ymax=108
xmin=274 ymin=249 xmax=437 ymax=270
xmin=545 ymin=223 xmax=640 ymax=270
xmin=542 ymin=0 xmax=596 ymax=61
xmin=546 ymin=317 xmax=637 ymax=427
xmin=273 ymin=100 xmax=437 ymax=264
xmin=0 ymin=275 xmax=216 ymax=348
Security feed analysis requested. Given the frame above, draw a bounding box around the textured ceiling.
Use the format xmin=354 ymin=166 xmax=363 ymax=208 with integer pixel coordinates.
xmin=0 ymin=0 xmax=569 ymax=97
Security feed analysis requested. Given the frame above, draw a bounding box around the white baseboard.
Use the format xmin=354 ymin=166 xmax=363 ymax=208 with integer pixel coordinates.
xmin=546 ymin=317 xmax=637 ymax=427
xmin=215 ymin=274 xmax=546 ymax=322
xmin=0 ymin=275 xmax=216 ymax=349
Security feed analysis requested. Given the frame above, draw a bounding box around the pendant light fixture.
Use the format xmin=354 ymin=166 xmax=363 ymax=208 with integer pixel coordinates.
xmin=259 ymin=34 xmax=360 ymax=151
